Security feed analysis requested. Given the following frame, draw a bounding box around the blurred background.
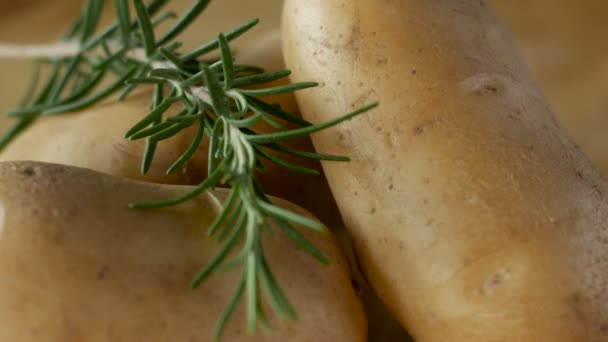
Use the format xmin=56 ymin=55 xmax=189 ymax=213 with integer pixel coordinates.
xmin=0 ymin=1 xmax=606 ymax=341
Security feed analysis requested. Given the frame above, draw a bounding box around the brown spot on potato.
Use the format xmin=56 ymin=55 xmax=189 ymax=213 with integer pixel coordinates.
xmin=480 ymin=269 xmax=511 ymax=296
xmin=508 ymin=113 xmax=521 ymax=122
xmin=459 ymin=73 xmax=506 ymax=96
xmin=376 ymin=57 xmax=388 ymax=66
xmin=413 ymin=120 xmax=436 ymax=135
xmin=19 ymin=166 xmax=36 ymax=176
xmin=97 ymin=265 xmax=110 ymax=280
xmin=483 ymin=85 xmax=498 ymax=94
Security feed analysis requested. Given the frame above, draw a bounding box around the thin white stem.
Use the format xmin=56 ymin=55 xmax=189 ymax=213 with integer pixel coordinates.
xmin=128 ymin=48 xmax=212 ymax=103
xmin=0 ymin=40 xmax=213 ymax=104
xmin=0 ymin=42 xmax=80 ymax=59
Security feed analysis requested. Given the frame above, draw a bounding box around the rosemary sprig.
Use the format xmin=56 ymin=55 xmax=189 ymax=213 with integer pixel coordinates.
xmin=0 ymin=1 xmax=378 ymax=340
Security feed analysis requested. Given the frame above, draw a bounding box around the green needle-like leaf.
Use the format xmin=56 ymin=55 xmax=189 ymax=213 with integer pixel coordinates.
xmin=0 ymin=117 xmax=35 ymax=150
xmin=166 ymin=119 xmax=205 ymax=174
xmin=247 ymin=102 xmax=379 ymax=144
xmin=202 ymin=65 xmax=231 ymax=117
xmin=191 ymin=210 xmax=246 ymax=288
xmin=211 ymin=270 xmax=246 ymax=342
xmin=48 ymin=55 xmax=83 ymax=102
xmin=218 ymin=33 xmax=235 ymax=88
xmin=237 ymin=82 xmax=318 ymax=97
xmin=258 ymin=201 xmax=324 ymax=232
xmin=19 ymin=62 xmax=42 ymax=107
xmin=133 ymin=0 xmax=157 ymax=56
xmin=113 ymin=0 xmax=131 ymax=46
xmin=264 ymin=143 xmax=350 ymax=162
xmin=125 ymin=98 xmax=177 ymax=138
xmin=159 ymin=47 xmax=185 ymax=69
xmin=129 ymin=156 xmax=229 ymax=209
xmin=254 ymin=146 xmax=321 ymax=176
xmin=81 ymin=0 xmax=105 ymax=43
xmin=206 ymin=187 xmax=238 ymax=237
xmin=43 ymin=67 xmax=137 ymax=115
xmin=141 ymin=136 xmax=159 ymax=174
xmin=272 ymin=218 xmax=329 ymax=265
xmin=246 ymin=254 xmax=258 ymax=334
xmin=247 ymin=96 xmax=311 ymax=126
xmin=257 ymin=252 xmax=296 ymax=320
xmin=232 ymin=70 xmax=291 ymax=88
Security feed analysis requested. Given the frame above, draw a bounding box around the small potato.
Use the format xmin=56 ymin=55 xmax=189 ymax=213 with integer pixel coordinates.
xmin=0 ymin=161 xmax=366 ymax=342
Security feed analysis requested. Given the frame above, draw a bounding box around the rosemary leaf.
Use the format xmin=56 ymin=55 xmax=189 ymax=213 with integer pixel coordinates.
xmin=113 ymin=0 xmax=131 ymax=46
xmin=232 ymin=70 xmax=291 ymax=88
xmin=237 ymin=82 xmax=318 ymax=97
xmin=133 ymin=0 xmax=157 ymax=56
xmin=218 ymin=33 xmax=235 ymax=88
xmin=247 ymin=102 xmax=379 ymax=143
xmin=43 ymin=67 xmax=137 ymax=115
xmin=166 ymin=119 xmax=205 ymax=174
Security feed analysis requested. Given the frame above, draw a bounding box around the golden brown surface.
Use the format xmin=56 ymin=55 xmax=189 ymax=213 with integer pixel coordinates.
xmin=0 ymin=161 xmax=366 ymax=342
xmin=283 ymin=0 xmax=608 ymax=340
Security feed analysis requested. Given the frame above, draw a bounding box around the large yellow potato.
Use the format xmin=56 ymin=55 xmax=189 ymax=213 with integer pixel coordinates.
xmin=0 ymin=160 xmax=366 ymax=342
xmin=283 ymin=0 xmax=608 ymax=341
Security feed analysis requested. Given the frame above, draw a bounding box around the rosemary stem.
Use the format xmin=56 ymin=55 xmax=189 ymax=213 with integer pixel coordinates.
xmin=0 ymin=40 xmax=213 ymax=104
xmin=0 ymin=42 xmax=81 ymax=59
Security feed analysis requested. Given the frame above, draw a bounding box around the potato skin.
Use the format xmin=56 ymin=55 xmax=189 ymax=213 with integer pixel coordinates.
xmin=283 ymin=0 xmax=608 ymax=341
xmin=0 ymin=161 xmax=366 ymax=342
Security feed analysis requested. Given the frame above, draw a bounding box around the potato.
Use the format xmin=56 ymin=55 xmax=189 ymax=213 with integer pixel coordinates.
xmin=283 ymin=0 xmax=608 ymax=341
xmin=239 ymin=28 xmax=414 ymax=342
xmin=0 ymin=90 xmax=209 ymax=184
xmin=0 ymin=160 xmax=366 ymax=342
